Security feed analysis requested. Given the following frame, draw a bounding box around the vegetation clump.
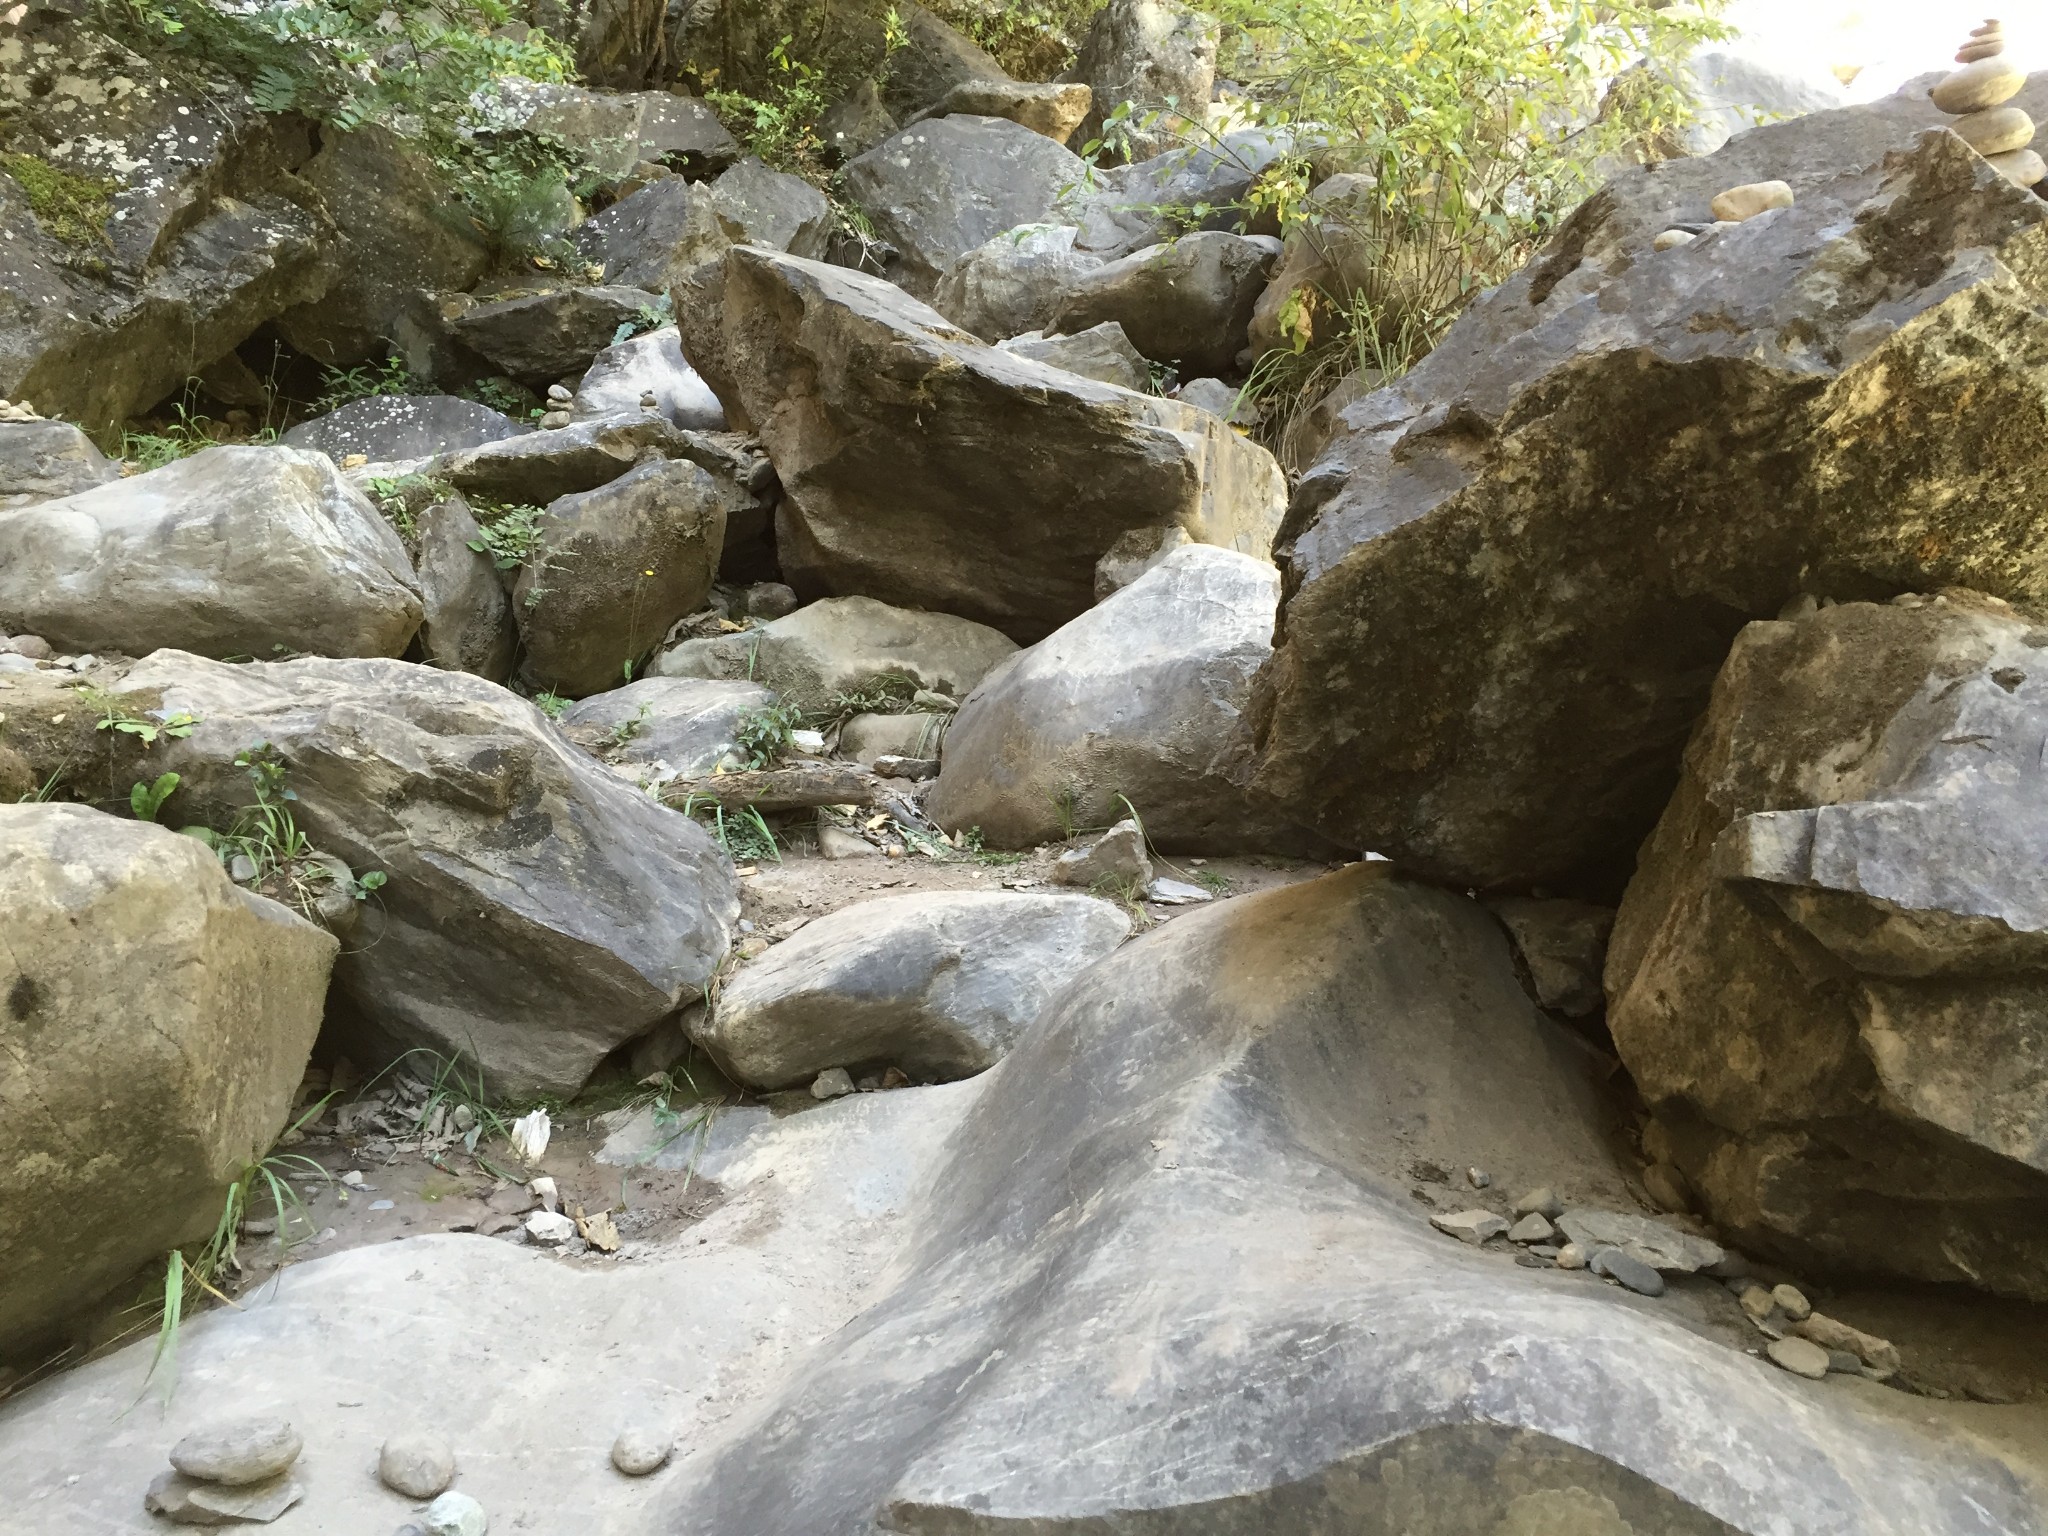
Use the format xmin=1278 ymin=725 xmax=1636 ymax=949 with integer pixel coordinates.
xmin=0 ymin=151 xmax=117 ymax=249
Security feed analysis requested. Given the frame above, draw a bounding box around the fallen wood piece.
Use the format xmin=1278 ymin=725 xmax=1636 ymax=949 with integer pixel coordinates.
xmin=662 ymin=763 xmax=881 ymax=813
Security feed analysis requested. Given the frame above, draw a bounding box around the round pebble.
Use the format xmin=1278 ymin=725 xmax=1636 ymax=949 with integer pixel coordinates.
xmin=1766 ymin=1337 xmax=1830 ymax=1380
xmin=1931 ymin=57 xmax=2025 ymax=115
xmin=1555 ymin=1242 xmax=1587 ymax=1270
xmin=1710 ymin=180 xmax=1794 ymax=223
xmin=1592 ymin=1247 xmax=1665 ymax=1297
xmin=422 ymin=1490 xmax=488 ymax=1536
xmin=379 ymin=1432 xmax=456 ymax=1499
xmin=169 ymin=1417 xmax=302 ymax=1486
xmin=1653 ymin=229 xmax=1696 ymax=251
xmin=610 ymin=1421 xmax=674 ymax=1477
xmin=1771 ymin=1283 xmax=1812 ymax=1321
xmin=1988 ymin=148 xmax=2048 ymax=190
xmin=1951 ymin=105 xmax=2036 ymax=157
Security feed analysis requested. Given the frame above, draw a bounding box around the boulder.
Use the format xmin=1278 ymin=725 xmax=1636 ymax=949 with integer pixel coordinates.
xmin=876 ymin=2 xmax=1011 ymax=122
xmin=569 ymin=326 xmax=725 ymax=431
xmin=702 ymin=156 xmax=836 ymax=260
xmin=697 ymin=891 xmax=1131 ymax=1087
xmin=1176 ymin=375 xmax=1255 ymax=425
xmin=0 ymin=804 xmax=335 ymax=1354
xmin=450 ymin=287 xmax=661 ymax=384
xmin=514 ymin=458 xmax=732 ymax=698
xmin=124 ymin=651 xmax=739 ymax=1099
xmin=820 ymin=79 xmax=899 ymax=163
xmin=1487 ymin=897 xmax=1614 ymax=1019
xmin=0 ymin=445 xmax=421 ymax=660
xmin=0 ymin=419 xmax=117 ymax=509
xmin=929 ymin=223 xmax=1103 ymax=341
xmin=1638 ymin=48 xmax=1847 ymax=159
xmin=485 ymin=80 xmax=738 ymax=180
xmin=434 ymin=412 xmax=701 ymax=505
xmin=713 ymin=248 xmax=1286 ymax=641
xmin=414 ymin=493 xmax=517 ymax=683
xmin=929 ymin=545 xmax=1310 ymax=851
xmin=1605 ymin=593 xmax=2048 ymax=1300
xmin=1067 ymin=0 xmax=1219 ymax=162
xmin=1239 ymin=100 xmax=2048 ymax=897
xmin=662 ymin=867 xmax=2042 ymax=1536
xmin=283 ymin=396 xmax=526 ymax=464
xmin=558 ymin=677 xmax=775 ymax=777
xmin=651 ymin=595 xmax=1016 ymax=714
xmin=1093 ymin=523 xmax=1191 ymax=599
xmin=271 ymin=124 xmax=492 ymax=368
xmin=1050 ymin=230 xmax=1276 ymax=374
xmin=916 ymin=78 xmax=1093 ymax=143
xmin=838 ymin=711 xmax=951 ymax=765
xmin=1073 ymin=128 xmax=1292 ymax=258
xmin=843 ymin=118 xmax=1088 ymax=296
xmin=996 ymin=322 xmax=1150 ymax=389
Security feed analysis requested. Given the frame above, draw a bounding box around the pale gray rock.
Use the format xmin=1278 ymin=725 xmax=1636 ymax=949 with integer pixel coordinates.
xmin=171 ymin=1418 xmax=302 ymax=1485
xmin=930 ymin=546 xmax=1309 ymax=851
xmin=145 ymin=1469 xmax=304 ymax=1525
xmin=0 ymin=807 xmax=334 ymax=1355
xmin=1050 ymin=230 xmax=1276 ymax=375
xmin=1554 ymin=1211 xmax=1723 ymax=1273
xmin=651 ymin=596 xmax=1016 ymax=714
xmin=996 ymin=322 xmax=1149 ymax=389
xmin=839 ymin=711 xmax=951 ymax=766
xmin=451 ymin=286 xmax=658 ymax=384
xmin=379 ymin=1431 xmax=456 ymax=1499
xmin=1074 ymin=128 xmax=1295 ymax=257
xmin=1430 ymin=1210 xmax=1510 ymax=1245
xmin=435 ymin=413 xmax=698 ymax=505
xmin=697 ymin=891 xmax=1132 ymax=1087
xmin=415 ymin=493 xmax=517 ymax=684
xmin=284 ymin=396 xmax=526 ymax=463
xmin=123 ymin=652 xmax=739 ymax=1099
xmin=811 ymin=1067 xmax=857 ymax=1100
xmin=0 ymin=419 xmax=117 ymax=510
xmin=559 ymin=677 xmax=775 ymax=777
xmin=1622 ymin=48 xmax=1846 ymax=159
xmin=1050 ymin=819 xmax=1153 ymax=891
xmin=1068 ymin=0 xmax=1218 ymax=163
xmin=1487 ymin=898 xmax=1616 ymax=1018
xmin=422 ymin=1490 xmax=487 ymax=1536
xmin=569 ymin=326 xmax=724 ymax=431
xmin=1767 ymin=1337 xmax=1831 ymax=1380
xmin=610 ymin=1421 xmax=673 ymax=1476
xmin=1176 ymin=376 xmax=1254 ymax=424
xmin=710 ymin=155 xmax=836 ymax=259
xmin=486 ymin=79 xmax=737 ymax=179
xmin=1507 ymin=1212 xmax=1556 ymax=1244
xmin=1093 ymin=524 xmax=1192 ymax=600
xmin=712 ymin=249 xmax=1286 ymax=641
xmin=930 ymin=223 xmax=1103 ymax=342
xmin=0 ymin=445 xmax=420 ymax=660
xmin=1606 ymin=594 xmax=2048 ymax=1300
xmin=844 ymin=118 xmax=1088 ymax=296
xmin=514 ymin=458 xmax=732 ymax=699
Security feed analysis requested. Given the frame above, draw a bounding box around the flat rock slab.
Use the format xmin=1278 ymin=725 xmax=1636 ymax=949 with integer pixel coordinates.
xmin=283 ymin=396 xmax=526 ymax=463
xmin=0 ymin=420 xmax=117 ymax=510
xmin=1555 ymin=1210 xmax=1723 ymax=1273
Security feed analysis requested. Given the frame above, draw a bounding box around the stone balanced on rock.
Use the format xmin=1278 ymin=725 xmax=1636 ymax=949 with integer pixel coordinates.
xmin=1931 ymin=20 xmax=2043 ymax=189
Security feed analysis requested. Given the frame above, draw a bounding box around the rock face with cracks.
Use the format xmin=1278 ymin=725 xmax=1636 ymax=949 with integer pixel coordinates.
xmin=698 ymin=891 xmax=1131 ymax=1088
xmin=1239 ymin=97 xmax=2048 ymax=897
xmin=712 ymin=247 xmax=1286 ymax=641
xmin=120 ymin=651 xmax=738 ymax=1099
xmin=0 ymin=445 xmax=421 ymax=660
xmin=1607 ymin=593 xmax=2048 ymax=1300
xmin=661 ymin=867 xmax=2043 ymax=1535
xmin=0 ymin=805 xmax=336 ymax=1354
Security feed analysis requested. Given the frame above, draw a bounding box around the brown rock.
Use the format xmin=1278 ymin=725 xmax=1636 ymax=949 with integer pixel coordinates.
xmin=1930 ymin=57 xmax=2025 ymax=115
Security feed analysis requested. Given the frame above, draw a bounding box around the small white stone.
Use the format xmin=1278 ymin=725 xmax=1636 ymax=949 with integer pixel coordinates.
xmin=1653 ymin=228 xmax=1696 ymax=251
xmin=525 ymin=1210 xmax=576 ymax=1244
xmin=811 ymin=1067 xmax=855 ymax=1100
xmin=1709 ymin=180 xmax=1794 ymax=222
xmin=379 ymin=1431 xmax=456 ymax=1499
xmin=610 ymin=1421 xmax=674 ymax=1476
xmin=422 ymin=1489 xmax=488 ymax=1536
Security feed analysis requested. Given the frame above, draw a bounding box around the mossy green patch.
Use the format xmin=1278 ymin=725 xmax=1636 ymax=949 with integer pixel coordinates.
xmin=0 ymin=151 xmax=116 ymax=248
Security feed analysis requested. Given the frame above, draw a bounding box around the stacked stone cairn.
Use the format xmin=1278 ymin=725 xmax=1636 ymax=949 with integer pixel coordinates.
xmin=1932 ymin=19 xmax=2043 ymax=189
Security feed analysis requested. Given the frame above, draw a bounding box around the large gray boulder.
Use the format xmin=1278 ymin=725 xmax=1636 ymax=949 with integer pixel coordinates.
xmin=930 ymin=223 xmax=1103 ymax=341
xmin=484 ymin=79 xmax=738 ymax=180
xmin=650 ymin=595 xmax=1016 ymax=714
xmin=844 ymin=118 xmax=1088 ymax=296
xmin=916 ymin=77 xmax=1093 ymax=144
xmin=559 ymin=676 xmax=774 ymax=779
xmin=996 ymin=322 xmax=1149 ymax=390
xmin=0 ymin=419 xmax=117 ymax=510
xmin=1240 ymin=91 xmax=2048 ymax=897
xmin=661 ymin=866 xmax=2043 ymax=1535
xmin=1050 ymin=230 xmax=1276 ymax=374
xmin=1073 ymin=127 xmax=1293 ymax=257
xmin=450 ymin=287 xmax=660 ymax=384
xmin=414 ymin=493 xmax=517 ymax=683
xmin=1652 ymin=48 xmax=1848 ymax=159
xmin=514 ymin=458 xmax=731 ymax=699
xmin=697 ymin=891 xmax=1132 ymax=1087
xmin=434 ymin=412 xmax=703 ymax=505
xmin=282 ymin=395 xmax=526 ymax=463
xmin=712 ymin=248 xmax=1286 ymax=641
xmin=0 ymin=445 xmax=421 ymax=660
xmin=930 ymin=544 xmax=1308 ymax=850
xmin=1067 ymin=0 xmax=1219 ymax=162
xmin=569 ymin=326 xmax=724 ymax=430
xmin=123 ymin=652 xmax=739 ymax=1098
xmin=1606 ymin=593 xmax=2048 ymax=1301
xmin=0 ymin=804 xmax=335 ymax=1355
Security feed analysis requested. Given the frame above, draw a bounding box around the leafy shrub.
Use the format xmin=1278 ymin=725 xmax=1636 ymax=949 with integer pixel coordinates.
xmin=732 ymin=701 xmax=804 ymax=769
xmin=314 ymin=354 xmax=415 ymax=415
xmin=466 ymin=500 xmax=549 ymax=570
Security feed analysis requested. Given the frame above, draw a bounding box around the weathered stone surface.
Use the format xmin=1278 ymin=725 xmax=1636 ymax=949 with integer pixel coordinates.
xmin=415 ymin=493 xmax=518 ymax=683
xmin=170 ymin=1419 xmax=302 ymax=1486
xmin=995 ymin=321 xmax=1149 ymax=389
xmin=559 ymin=676 xmax=774 ymax=778
xmin=1093 ymin=523 xmax=1192 ymax=599
xmin=145 ymin=1468 xmax=304 ymax=1525
xmin=451 ymin=286 xmax=658 ymax=383
xmin=569 ymin=325 xmax=725 ymax=430
xmin=1606 ymin=594 xmax=2048 ymax=1299
xmin=715 ymin=248 xmax=1285 ymax=641
xmin=283 ymin=396 xmax=526 ymax=464
xmin=1050 ymin=818 xmax=1152 ymax=891
xmin=435 ymin=412 xmax=698 ymax=505
xmin=515 ymin=458 xmax=731 ymax=698
xmin=1241 ymin=101 xmax=2048 ymax=897
xmin=1068 ymin=0 xmax=1218 ymax=163
xmin=0 ymin=445 xmax=421 ymax=659
xmin=844 ymin=118 xmax=1087 ymax=295
xmin=0 ymin=805 xmax=335 ymax=1353
xmin=651 ymin=595 xmax=1016 ymax=714
xmin=0 ymin=419 xmax=116 ymax=510
xmin=1951 ymin=105 xmax=2037 ymax=158
xmin=123 ymin=652 xmax=738 ymax=1098
xmin=930 ymin=223 xmax=1103 ymax=342
xmin=485 ymin=80 xmax=738 ymax=179
xmin=1051 ymin=230 xmax=1275 ymax=374
xmin=930 ymin=546 xmax=1311 ymax=851
xmin=1553 ymin=1210 xmax=1722 ymax=1273
xmin=1627 ymin=48 xmax=1845 ymax=159
xmin=699 ymin=891 xmax=1131 ymax=1087
xmin=1074 ymin=128 xmax=1294 ymax=258
xmin=1488 ymin=897 xmax=1615 ymax=1018
xmin=918 ymin=78 xmax=1092 ymax=143
xmin=659 ymin=867 xmax=2040 ymax=1536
